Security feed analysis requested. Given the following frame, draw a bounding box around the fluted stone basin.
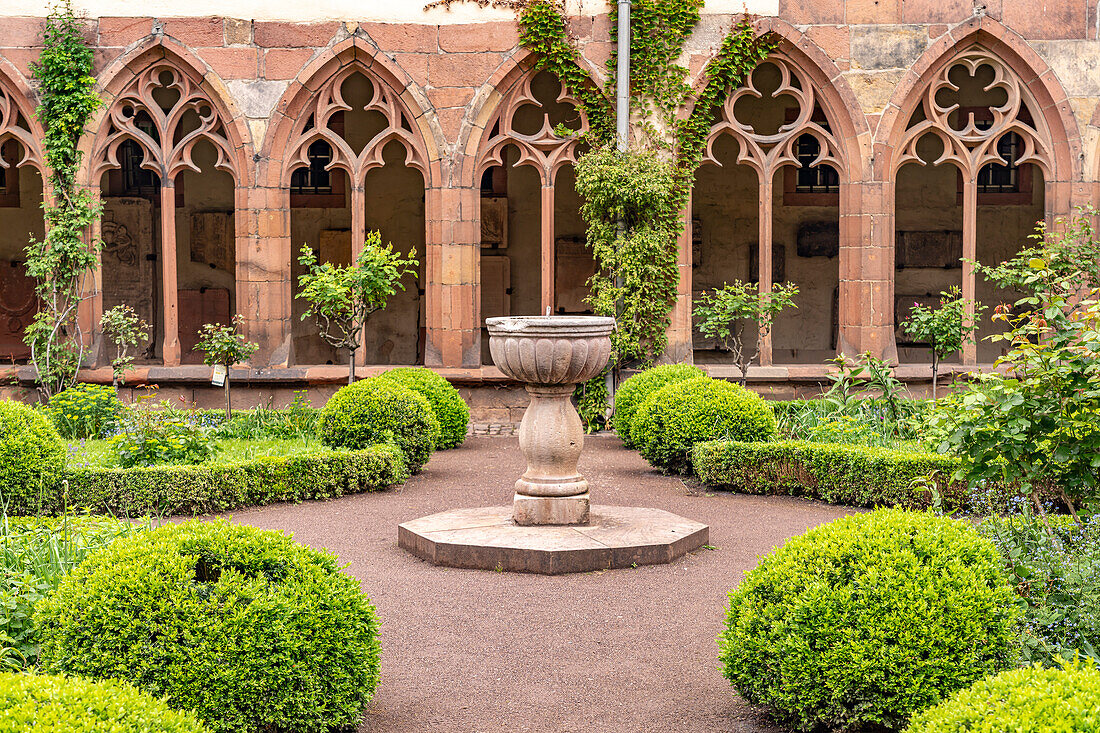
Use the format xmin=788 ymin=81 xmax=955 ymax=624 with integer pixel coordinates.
xmin=396 ymin=314 xmax=709 ymax=575
xmin=486 ymin=316 xmax=615 ymax=525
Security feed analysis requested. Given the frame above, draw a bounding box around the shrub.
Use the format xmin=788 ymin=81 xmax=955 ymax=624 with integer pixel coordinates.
xmin=632 ymin=377 xmax=775 ymax=473
xmin=0 ymin=401 xmax=67 ymax=516
xmin=55 ymin=445 xmax=408 ymax=517
xmin=1 ymin=514 xmax=143 ymax=670
xmin=612 ymin=363 xmax=705 ymax=448
xmin=692 ymin=440 xmax=969 ymax=510
xmin=0 ymin=671 xmax=208 ymax=733
xmin=44 ymin=383 xmax=123 ymax=439
xmin=720 ymin=509 xmax=1019 ymax=732
xmin=377 ymin=368 xmax=469 ymax=449
xmin=905 ymin=661 xmax=1100 ymax=733
xmin=319 ymin=378 xmax=439 ymax=472
xmin=36 ymin=520 xmax=382 ymax=733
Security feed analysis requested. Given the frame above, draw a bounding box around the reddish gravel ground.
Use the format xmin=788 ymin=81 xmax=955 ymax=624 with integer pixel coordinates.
xmin=225 ymin=435 xmax=856 ymax=733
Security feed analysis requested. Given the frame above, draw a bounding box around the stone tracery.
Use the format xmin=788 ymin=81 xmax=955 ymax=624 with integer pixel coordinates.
xmin=699 ymin=53 xmax=846 ymax=365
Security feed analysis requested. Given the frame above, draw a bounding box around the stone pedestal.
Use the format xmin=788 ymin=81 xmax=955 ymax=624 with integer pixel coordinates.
xmin=486 ymin=316 xmax=614 ymax=526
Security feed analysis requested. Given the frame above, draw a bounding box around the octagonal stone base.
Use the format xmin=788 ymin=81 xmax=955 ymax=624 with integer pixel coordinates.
xmin=398 ymin=505 xmax=709 ymax=575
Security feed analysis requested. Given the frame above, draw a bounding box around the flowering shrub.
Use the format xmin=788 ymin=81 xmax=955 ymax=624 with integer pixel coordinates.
xmin=805 ymin=415 xmax=882 ymax=446
xmin=45 ymin=383 xmax=124 ymax=439
xmin=979 ymin=511 xmax=1100 ymax=666
xmin=109 ymin=406 xmax=215 ymax=468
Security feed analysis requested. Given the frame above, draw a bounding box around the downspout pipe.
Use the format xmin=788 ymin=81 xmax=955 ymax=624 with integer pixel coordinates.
xmin=608 ymin=0 xmax=630 ymax=419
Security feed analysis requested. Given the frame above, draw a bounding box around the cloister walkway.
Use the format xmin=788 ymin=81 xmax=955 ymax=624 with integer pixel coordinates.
xmin=226 ymin=436 xmax=855 ymax=733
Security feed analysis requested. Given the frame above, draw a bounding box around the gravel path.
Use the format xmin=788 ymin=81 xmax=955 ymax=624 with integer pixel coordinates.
xmin=226 ymin=435 xmax=856 ymax=733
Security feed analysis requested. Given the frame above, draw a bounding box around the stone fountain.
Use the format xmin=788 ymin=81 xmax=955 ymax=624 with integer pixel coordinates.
xmin=398 ymin=315 xmax=708 ymax=574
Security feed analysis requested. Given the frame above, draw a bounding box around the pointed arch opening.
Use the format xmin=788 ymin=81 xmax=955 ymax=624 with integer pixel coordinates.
xmin=891 ymin=46 xmax=1052 ymax=366
xmin=694 ymin=52 xmax=849 ymax=369
xmin=0 ymin=73 xmax=45 ymax=363
xmin=474 ymin=66 xmax=592 ymax=364
xmin=282 ymin=60 xmax=430 ymax=368
xmin=91 ymin=56 xmax=245 ymax=367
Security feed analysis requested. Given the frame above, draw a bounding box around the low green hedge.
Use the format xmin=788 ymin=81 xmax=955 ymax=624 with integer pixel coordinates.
xmin=52 ymin=446 xmax=408 ymax=516
xmin=0 ymin=671 xmax=209 ymax=733
xmin=692 ymin=439 xmax=968 ymax=510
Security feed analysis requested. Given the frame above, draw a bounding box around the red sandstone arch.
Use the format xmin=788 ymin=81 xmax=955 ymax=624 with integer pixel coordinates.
xmin=0 ymin=58 xmax=45 ymax=175
xmin=876 ymin=15 xmax=1080 ymax=192
xmin=261 ymin=37 xmax=440 ymax=191
xmin=85 ymin=35 xmax=254 ymax=187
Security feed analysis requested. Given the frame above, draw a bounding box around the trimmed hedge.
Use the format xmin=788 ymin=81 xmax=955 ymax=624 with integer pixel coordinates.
xmin=36 ymin=520 xmax=381 ymax=733
xmin=612 ymin=364 xmax=706 ymax=448
xmin=377 ymin=367 xmax=469 ymax=449
xmin=319 ymin=378 xmax=439 ymax=472
xmin=905 ymin=661 xmax=1100 ymax=733
xmin=692 ymin=439 xmax=967 ymax=510
xmin=720 ymin=509 xmax=1019 ymax=732
xmin=53 ymin=446 xmax=409 ymax=516
xmin=633 ymin=378 xmax=777 ymax=474
xmin=0 ymin=671 xmax=209 ymax=733
xmin=0 ymin=401 xmax=68 ymax=516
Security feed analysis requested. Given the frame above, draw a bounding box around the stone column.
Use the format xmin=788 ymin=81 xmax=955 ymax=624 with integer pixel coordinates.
xmin=756 ymin=176 xmax=773 ymax=366
xmin=425 ymin=181 xmax=480 ymax=368
xmin=661 ymin=194 xmax=694 ymax=364
xmin=159 ymin=180 xmax=181 ymax=366
xmin=540 ymin=180 xmax=555 ymax=315
xmin=239 ymin=184 xmax=292 ymax=367
xmin=960 ymin=177 xmax=978 ymax=365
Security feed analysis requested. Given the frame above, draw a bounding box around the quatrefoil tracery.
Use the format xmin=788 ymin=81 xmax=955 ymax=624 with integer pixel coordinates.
xmin=0 ymin=84 xmax=43 ymax=172
xmin=284 ymin=66 xmax=428 ymax=186
xmin=701 ymin=56 xmax=844 ymax=181
xmin=478 ymin=71 xmax=589 ymax=185
xmin=895 ymin=48 xmax=1053 ymax=180
xmin=94 ymin=64 xmax=237 ymax=182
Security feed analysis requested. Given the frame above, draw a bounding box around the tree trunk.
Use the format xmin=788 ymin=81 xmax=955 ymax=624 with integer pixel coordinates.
xmin=931 ymin=350 xmax=938 ymax=403
xmin=348 ymin=349 xmax=356 ymax=384
xmin=224 ymin=372 xmax=232 ymax=421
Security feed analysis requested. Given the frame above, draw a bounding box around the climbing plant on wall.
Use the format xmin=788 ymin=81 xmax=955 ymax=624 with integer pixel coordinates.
xmin=24 ymin=0 xmax=102 ymax=398
xmin=427 ymin=0 xmax=773 ymax=428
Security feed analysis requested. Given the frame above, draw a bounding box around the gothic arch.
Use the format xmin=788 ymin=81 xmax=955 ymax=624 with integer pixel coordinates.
xmin=86 ymin=37 xmax=254 ymax=366
xmin=0 ymin=59 xmax=45 ymax=175
xmin=877 ymin=16 xmax=1080 ymax=190
xmin=86 ymin=36 xmax=253 ymax=187
xmin=261 ymin=37 xmax=439 ymax=191
xmin=878 ymin=16 xmax=1078 ymax=365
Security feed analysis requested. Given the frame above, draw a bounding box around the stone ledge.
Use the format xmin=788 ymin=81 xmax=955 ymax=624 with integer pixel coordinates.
xmin=398 ymin=505 xmax=709 ymax=575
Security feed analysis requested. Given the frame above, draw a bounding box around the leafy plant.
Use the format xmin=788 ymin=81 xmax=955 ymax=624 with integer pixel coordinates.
xmin=109 ymin=402 xmax=216 ymax=468
xmin=978 ymin=511 xmax=1100 ymax=667
xmin=824 ymin=351 xmax=908 ymax=427
xmin=24 ymin=2 xmax=102 ymax=398
xmin=694 ymin=280 xmax=798 ymax=385
xmin=0 ymin=401 xmax=67 ymax=516
xmin=194 ymin=315 xmax=259 ymax=420
xmin=296 ymin=232 xmax=418 ymax=384
xmin=935 ymin=210 xmax=1100 ymax=521
xmin=0 ymin=513 xmax=143 ymax=670
xmin=611 ymin=363 xmax=705 ymax=447
xmin=317 ymin=378 xmax=439 ymax=473
xmin=900 ymin=286 xmax=984 ymax=401
xmin=905 ymin=659 xmax=1100 ymax=733
xmin=631 ymin=377 xmax=776 ymax=473
xmin=44 ymin=382 xmax=123 ymax=439
xmin=100 ymin=304 xmax=150 ymax=388
xmin=376 ymin=368 xmax=469 ymax=449
xmin=720 ymin=509 xmax=1019 ymax=732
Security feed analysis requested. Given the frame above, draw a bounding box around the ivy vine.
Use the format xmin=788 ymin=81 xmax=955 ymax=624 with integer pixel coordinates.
xmin=427 ymin=0 xmax=773 ymax=429
xmin=25 ymin=0 xmax=102 ymax=398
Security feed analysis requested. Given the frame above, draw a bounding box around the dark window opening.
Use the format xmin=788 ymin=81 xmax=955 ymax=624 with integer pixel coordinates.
xmin=290 ymin=141 xmax=334 ymax=196
xmin=793 ymin=134 xmax=839 ymax=194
